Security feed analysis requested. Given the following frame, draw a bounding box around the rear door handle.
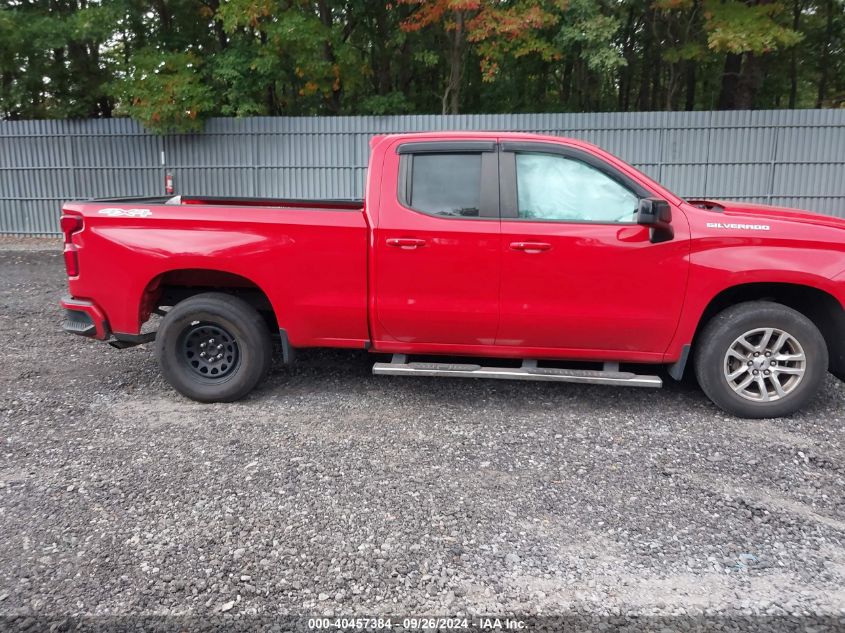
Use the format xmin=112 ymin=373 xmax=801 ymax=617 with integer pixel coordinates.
xmin=510 ymin=241 xmax=551 ymax=253
xmin=386 ymin=238 xmax=426 ymax=249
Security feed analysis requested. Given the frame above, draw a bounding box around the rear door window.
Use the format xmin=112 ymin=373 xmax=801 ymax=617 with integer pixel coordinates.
xmin=405 ymin=153 xmax=482 ymax=218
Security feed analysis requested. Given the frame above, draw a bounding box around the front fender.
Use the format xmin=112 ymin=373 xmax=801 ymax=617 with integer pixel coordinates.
xmin=664 ymin=245 xmax=845 ymax=364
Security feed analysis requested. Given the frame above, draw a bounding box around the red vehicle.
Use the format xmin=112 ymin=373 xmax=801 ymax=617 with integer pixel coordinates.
xmin=60 ymin=132 xmax=845 ymax=418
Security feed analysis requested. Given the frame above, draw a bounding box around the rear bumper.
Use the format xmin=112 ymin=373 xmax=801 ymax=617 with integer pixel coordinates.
xmin=60 ymin=296 xmax=110 ymax=340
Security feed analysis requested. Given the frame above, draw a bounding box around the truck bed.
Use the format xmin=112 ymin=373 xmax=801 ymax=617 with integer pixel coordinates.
xmin=61 ymin=195 xmax=370 ymax=346
xmin=78 ymin=194 xmax=364 ymax=211
xmin=177 ymin=195 xmax=364 ymax=210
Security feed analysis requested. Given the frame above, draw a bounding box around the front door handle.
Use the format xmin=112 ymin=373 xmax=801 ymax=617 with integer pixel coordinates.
xmin=386 ymin=238 xmax=426 ymax=249
xmin=510 ymin=241 xmax=551 ymax=253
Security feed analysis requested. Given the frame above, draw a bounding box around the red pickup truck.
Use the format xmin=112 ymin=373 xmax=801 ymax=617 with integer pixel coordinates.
xmin=60 ymin=132 xmax=845 ymax=418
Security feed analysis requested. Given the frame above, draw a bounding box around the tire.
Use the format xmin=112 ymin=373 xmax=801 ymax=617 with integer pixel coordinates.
xmin=694 ymin=301 xmax=827 ymax=418
xmin=156 ymin=292 xmax=272 ymax=402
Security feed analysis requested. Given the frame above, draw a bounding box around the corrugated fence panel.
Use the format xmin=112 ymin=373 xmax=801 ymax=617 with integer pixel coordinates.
xmin=174 ymin=167 xmax=257 ymax=197
xmin=1 ymin=109 xmax=845 ymax=235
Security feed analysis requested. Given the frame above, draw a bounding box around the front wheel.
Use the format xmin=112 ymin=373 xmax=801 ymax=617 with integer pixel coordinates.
xmin=156 ymin=292 xmax=272 ymax=402
xmin=694 ymin=301 xmax=828 ymax=418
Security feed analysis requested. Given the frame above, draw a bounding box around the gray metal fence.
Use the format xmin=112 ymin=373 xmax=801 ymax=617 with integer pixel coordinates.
xmin=2 ymin=109 xmax=844 ymax=235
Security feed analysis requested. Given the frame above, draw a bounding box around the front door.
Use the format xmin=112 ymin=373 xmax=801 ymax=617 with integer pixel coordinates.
xmin=373 ymin=141 xmax=501 ymax=347
xmin=496 ymin=143 xmax=690 ymax=356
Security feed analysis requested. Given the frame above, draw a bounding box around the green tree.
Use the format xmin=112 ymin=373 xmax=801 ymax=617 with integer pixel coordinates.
xmin=1 ymin=0 xmax=843 ymax=130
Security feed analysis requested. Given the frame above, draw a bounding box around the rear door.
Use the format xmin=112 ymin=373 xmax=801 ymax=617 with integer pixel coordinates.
xmin=496 ymin=142 xmax=689 ymax=356
xmin=372 ymin=140 xmax=501 ymax=347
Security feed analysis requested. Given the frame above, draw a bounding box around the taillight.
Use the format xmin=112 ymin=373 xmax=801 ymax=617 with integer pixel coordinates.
xmin=63 ymin=247 xmax=79 ymax=277
xmin=61 ymin=214 xmax=82 ymax=243
xmin=61 ymin=214 xmax=83 ymax=277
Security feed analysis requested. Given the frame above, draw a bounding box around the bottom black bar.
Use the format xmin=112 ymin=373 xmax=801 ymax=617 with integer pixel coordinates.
xmin=0 ymin=614 xmax=843 ymax=633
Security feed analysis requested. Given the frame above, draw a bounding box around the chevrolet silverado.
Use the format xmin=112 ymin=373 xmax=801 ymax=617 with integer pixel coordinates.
xmin=59 ymin=132 xmax=845 ymax=418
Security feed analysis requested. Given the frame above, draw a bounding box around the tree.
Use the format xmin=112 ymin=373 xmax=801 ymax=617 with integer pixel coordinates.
xmin=400 ymin=0 xmax=478 ymax=114
xmin=704 ymin=0 xmax=803 ymax=109
xmin=118 ymin=50 xmax=215 ymax=132
xmin=1 ymin=0 xmax=843 ymax=129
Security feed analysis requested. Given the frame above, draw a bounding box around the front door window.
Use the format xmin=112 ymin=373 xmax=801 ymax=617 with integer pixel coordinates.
xmin=515 ymin=153 xmax=639 ymax=223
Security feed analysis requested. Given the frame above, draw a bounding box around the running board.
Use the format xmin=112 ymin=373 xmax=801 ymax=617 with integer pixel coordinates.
xmin=372 ymin=356 xmax=662 ymax=388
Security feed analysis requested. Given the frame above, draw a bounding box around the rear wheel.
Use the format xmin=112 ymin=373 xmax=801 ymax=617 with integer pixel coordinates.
xmin=694 ymin=301 xmax=827 ymax=418
xmin=156 ymin=293 xmax=272 ymax=402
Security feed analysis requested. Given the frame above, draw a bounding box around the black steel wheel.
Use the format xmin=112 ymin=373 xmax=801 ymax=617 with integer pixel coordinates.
xmin=180 ymin=322 xmax=240 ymax=380
xmin=156 ymin=293 xmax=272 ymax=402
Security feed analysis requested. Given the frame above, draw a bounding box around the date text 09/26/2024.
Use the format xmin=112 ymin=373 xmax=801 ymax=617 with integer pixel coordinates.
xmin=307 ymin=617 xmax=527 ymax=630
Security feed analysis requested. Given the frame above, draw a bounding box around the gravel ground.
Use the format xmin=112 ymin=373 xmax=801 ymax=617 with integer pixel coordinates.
xmin=1 ymin=242 xmax=844 ymax=632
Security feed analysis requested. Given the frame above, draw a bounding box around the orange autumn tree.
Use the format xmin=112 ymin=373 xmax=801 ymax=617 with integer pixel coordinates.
xmin=400 ymin=0 xmax=568 ymax=114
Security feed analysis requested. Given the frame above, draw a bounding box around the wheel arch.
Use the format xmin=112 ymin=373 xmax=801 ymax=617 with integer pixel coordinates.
xmin=692 ymin=282 xmax=845 ymax=379
xmin=140 ymin=268 xmax=279 ymax=332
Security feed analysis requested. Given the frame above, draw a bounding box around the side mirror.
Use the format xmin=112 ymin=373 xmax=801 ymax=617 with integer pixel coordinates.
xmin=637 ymin=198 xmax=671 ymax=225
xmin=637 ymin=198 xmax=673 ymax=243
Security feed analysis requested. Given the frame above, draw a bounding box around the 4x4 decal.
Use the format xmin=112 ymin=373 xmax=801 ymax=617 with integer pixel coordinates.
xmin=98 ymin=208 xmax=152 ymax=218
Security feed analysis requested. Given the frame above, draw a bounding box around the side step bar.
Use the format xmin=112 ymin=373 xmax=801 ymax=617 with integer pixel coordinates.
xmin=373 ymin=356 xmax=662 ymax=388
